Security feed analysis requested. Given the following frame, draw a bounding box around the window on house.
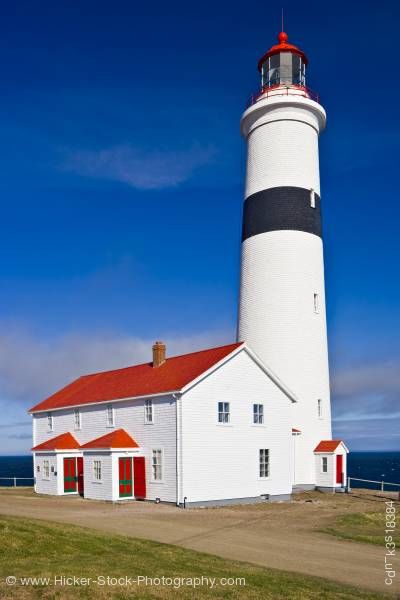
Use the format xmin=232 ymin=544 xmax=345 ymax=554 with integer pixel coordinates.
xmin=47 ymin=412 xmax=53 ymax=431
xmin=218 ymin=402 xmax=230 ymax=424
xmin=106 ymin=404 xmax=114 ymax=427
xmin=93 ymin=460 xmax=102 ymax=481
xmin=74 ymin=408 xmax=81 ymax=430
xmin=152 ymin=449 xmax=163 ymax=481
xmin=318 ymin=399 xmax=323 ymax=418
xmin=43 ymin=460 xmax=50 ymax=479
xmin=314 ymin=293 xmax=320 ymax=314
xmin=310 ymin=189 xmax=316 ymax=208
xmin=322 ymin=456 xmax=328 ymax=473
xmin=259 ymin=449 xmax=270 ymax=478
xmin=253 ymin=404 xmax=264 ymax=424
xmin=145 ymin=399 xmax=153 ymax=424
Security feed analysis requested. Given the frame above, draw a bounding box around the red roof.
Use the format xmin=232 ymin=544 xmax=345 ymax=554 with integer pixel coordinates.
xmin=81 ymin=429 xmax=139 ymax=449
xmin=32 ymin=432 xmax=80 ymax=451
xmin=292 ymin=428 xmax=301 ymax=433
xmin=29 ymin=342 xmax=243 ymax=413
xmin=258 ymin=31 xmax=308 ymax=72
xmin=314 ymin=440 xmax=343 ymax=453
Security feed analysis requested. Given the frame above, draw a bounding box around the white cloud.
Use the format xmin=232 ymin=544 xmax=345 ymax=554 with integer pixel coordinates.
xmin=61 ymin=144 xmax=216 ymax=190
xmin=330 ymin=359 xmax=400 ymax=450
xmin=332 ymin=360 xmax=400 ymax=398
xmin=0 ymin=325 xmax=232 ymax=407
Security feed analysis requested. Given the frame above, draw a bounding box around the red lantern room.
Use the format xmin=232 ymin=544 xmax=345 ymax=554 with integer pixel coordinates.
xmin=257 ymin=31 xmax=308 ymax=89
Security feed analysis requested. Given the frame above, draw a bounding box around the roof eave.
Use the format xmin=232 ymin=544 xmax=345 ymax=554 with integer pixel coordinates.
xmin=29 ymin=389 xmax=180 ymax=415
xmin=242 ymin=345 xmax=298 ymax=403
xmin=179 ymin=343 xmax=246 ymax=395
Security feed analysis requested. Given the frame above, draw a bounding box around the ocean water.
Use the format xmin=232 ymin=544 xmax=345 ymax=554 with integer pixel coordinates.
xmin=347 ymin=451 xmax=400 ymax=490
xmin=0 ymin=455 xmax=33 ymax=486
xmin=0 ymin=452 xmax=399 ymax=488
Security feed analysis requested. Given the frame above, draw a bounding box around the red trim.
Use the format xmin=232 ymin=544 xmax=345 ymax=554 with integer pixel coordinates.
xmin=247 ymin=84 xmax=320 ymax=108
xmin=257 ymin=31 xmax=308 ymax=72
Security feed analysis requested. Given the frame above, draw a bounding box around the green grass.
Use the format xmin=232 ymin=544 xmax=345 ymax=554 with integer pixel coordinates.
xmin=321 ymin=512 xmax=400 ymax=546
xmin=0 ymin=516 xmax=390 ymax=599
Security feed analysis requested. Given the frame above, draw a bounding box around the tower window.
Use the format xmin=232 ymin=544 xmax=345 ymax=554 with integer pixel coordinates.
xmin=310 ymin=189 xmax=316 ymax=208
xmin=314 ymin=293 xmax=320 ymax=314
xmin=318 ymin=399 xmax=323 ymax=418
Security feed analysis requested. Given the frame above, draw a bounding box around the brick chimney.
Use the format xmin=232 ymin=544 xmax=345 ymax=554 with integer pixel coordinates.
xmin=152 ymin=341 xmax=166 ymax=368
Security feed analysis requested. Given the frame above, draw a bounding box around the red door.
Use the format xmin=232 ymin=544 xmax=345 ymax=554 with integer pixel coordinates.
xmin=134 ymin=457 xmax=146 ymax=499
xmin=336 ymin=454 xmax=343 ymax=485
xmin=77 ymin=457 xmax=84 ymax=495
xmin=63 ymin=457 xmax=77 ymax=493
xmin=119 ymin=457 xmax=133 ymax=497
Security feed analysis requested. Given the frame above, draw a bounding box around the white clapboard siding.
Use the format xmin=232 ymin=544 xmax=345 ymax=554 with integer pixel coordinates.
xmin=83 ymin=453 xmax=114 ymax=501
xmin=33 ymin=453 xmax=58 ymax=495
xmin=180 ymin=348 xmax=293 ymax=503
xmin=33 ymin=394 xmax=177 ymax=503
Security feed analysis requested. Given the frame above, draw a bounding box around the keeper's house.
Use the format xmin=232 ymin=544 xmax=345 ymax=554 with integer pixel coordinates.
xmin=29 ymin=341 xmax=297 ymax=506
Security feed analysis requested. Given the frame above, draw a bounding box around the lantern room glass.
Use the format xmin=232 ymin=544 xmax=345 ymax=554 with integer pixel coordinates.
xmin=261 ymin=52 xmax=305 ymax=88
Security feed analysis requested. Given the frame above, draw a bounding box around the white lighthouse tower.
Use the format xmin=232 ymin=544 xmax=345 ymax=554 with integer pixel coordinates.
xmin=238 ymin=31 xmax=332 ymax=487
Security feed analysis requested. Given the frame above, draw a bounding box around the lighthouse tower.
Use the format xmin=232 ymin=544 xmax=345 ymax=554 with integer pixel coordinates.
xmin=237 ymin=31 xmax=332 ymax=486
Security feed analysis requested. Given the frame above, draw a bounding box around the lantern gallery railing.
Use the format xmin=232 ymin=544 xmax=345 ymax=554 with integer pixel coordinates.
xmin=247 ymin=84 xmax=320 ymax=108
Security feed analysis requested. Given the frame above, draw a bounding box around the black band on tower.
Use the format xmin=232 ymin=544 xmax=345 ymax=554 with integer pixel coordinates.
xmin=242 ymin=186 xmax=322 ymax=241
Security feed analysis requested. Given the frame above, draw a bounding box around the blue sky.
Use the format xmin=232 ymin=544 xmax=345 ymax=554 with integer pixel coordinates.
xmin=0 ymin=1 xmax=399 ymax=453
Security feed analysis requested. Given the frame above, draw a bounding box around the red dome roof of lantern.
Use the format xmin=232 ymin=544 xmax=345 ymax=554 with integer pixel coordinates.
xmin=258 ymin=31 xmax=308 ymax=72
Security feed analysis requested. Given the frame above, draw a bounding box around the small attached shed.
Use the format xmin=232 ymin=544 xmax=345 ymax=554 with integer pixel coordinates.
xmin=314 ymin=440 xmax=349 ymax=492
xmin=80 ymin=429 xmax=145 ymax=502
xmin=32 ymin=432 xmax=82 ymax=496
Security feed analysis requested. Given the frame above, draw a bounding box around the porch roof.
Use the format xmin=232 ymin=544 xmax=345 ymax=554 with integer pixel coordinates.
xmin=80 ymin=428 xmax=139 ymax=450
xmin=314 ymin=440 xmax=348 ymax=453
xmin=32 ymin=432 xmax=80 ymax=452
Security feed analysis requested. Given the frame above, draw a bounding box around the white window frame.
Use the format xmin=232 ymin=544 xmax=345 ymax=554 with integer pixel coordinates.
xmin=144 ymin=399 xmax=154 ymax=424
xmin=47 ymin=412 xmax=53 ymax=432
xmin=253 ymin=403 xmax=264 ymax=425
xmin=106 ymin=403 xmax=114 ymax=428
xmin=151 ymin=448 xmax=163 ymax=482
xmin=321 ymin=456 xmax=328 ymax=473
xmin=259 ymin=449 xmax=270 ymax=479
xmin=318 ymin=399 xmax=323 ymax=419
xmin=42 ymin=459 xmax=50 ymax=480
xmin=310 ymin=188 xmax=316 ymax=208
xmin=74 ymin=408 xmax=81 ymax=430
xmin=218 ymin=402 xmax=230 ymax=424
xmin=93 ymin=459 xmax=102 ymax=482
xmin=314 ymin=293 xmax=320 ymax=314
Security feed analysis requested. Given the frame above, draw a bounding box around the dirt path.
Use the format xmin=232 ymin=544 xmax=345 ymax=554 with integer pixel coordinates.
xmin=0 ymin=488 xmax=398 ymax=596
